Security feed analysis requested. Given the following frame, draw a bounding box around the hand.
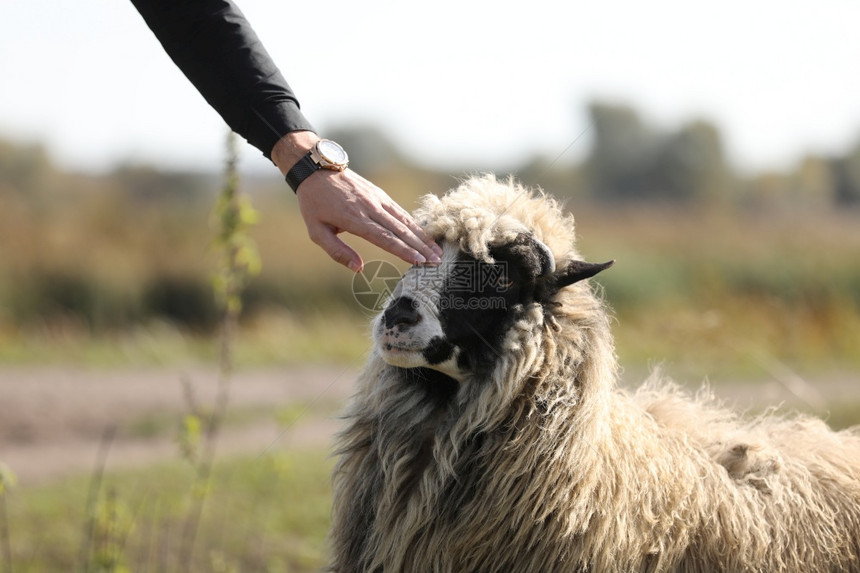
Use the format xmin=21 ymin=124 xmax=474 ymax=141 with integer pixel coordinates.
xmin=271 ymin=132 xmax=443 ymax=272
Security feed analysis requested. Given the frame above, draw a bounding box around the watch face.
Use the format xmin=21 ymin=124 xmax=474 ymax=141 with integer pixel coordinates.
xmin=318 ymin=140 xmax=349 ymax=165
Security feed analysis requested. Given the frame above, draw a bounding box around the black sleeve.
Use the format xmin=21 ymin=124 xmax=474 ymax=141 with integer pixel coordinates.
xmin=130 ymin=0 xmax=315 ymax=161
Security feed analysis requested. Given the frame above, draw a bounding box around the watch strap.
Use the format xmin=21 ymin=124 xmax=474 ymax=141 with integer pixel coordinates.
xmin=285 ymin=152 xmax=319 ymax=193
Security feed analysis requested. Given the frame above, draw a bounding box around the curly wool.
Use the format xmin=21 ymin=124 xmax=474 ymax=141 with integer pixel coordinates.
xmin=416 ymin=174 xmax=580 ymax=267
xmin=329 ymin=175 xmax=860 ymax=573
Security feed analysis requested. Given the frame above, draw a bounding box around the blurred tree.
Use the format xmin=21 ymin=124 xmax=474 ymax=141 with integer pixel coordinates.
xmin=585 ymin=102 xmax=658 ymax=201
xmin=830 ymin=138 xmax=860 ymax=206
xmin=0 ymin=137 xmax=53 ymax=200
xmin=790 ymin=154 xmax=834 ymax=209
xmin=651 ymin=120 xmax=730 ymax=204
xmin=744 ymin=171 xmax=790 ymax=211
xmin=585 ymin=102 xmax=734 ymax=205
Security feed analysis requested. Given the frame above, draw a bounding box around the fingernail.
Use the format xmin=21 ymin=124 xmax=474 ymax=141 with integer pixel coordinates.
xmin=414 ymin=253 xmax=427 ymax=265
xmin=348 ymin=260 xmax=363 ymax=273
xmin=432 ymin=243 xmax=443 ymax=256
xmin=429 ymin=253 xmax=442 ymax=264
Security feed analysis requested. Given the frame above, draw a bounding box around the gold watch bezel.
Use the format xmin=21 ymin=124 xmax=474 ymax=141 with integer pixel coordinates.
xmin=310 ymin=139 xmax=349 ymax=171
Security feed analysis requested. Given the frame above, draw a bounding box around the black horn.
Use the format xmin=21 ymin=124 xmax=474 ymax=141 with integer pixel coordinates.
xmin=535 ymin=259 xmax=615 ymax=301
xmin=555 ymin=259 xmax=615 ymax=289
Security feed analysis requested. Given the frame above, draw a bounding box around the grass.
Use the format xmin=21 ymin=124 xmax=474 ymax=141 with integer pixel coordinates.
xmin=3 ymin=296 xmax=856 ymax=382
xmin=3 ymin=449 xmax=333 ymax=572
xmin=2 ymin=174 xmax=860 ymax=377
xmin=122 ymin=401 xmax=339 ymax=442
xmin=612 ymin=295 xmax=860 ymax=382
xmin=1 ymin=298 xmax=858 ymax=385
xmin=3 ymin=194 xmax=860 ymax=378
xmin=823 ymin=401 xmax=860 ymax=431
xmin=0 ymin=309 xmax=372 ymax=369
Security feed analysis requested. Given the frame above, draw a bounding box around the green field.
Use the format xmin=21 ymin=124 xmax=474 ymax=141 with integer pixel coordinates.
xmin=2 ymin=192 xmax=859 ymax=378
xmin=2 ymin=151 xmax=860 ymax=571
xmin=3 ymin=450 xmax=333 ymax=572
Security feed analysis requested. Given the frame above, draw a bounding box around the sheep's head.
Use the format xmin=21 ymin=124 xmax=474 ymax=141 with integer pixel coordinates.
xmin=373 ymin=175 xmax=613 ymax=382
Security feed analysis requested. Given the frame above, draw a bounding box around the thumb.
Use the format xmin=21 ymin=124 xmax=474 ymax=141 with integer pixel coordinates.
xmin=311 ymin=224 xmax=364 ymax=272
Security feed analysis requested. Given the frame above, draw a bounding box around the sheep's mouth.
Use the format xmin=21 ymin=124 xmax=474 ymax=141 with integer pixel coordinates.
xmin=373 ymin=313 xmax=460 ymax=376
xmin=375 ymin=328 xmax=431 ymax=356
xmin=381 ymin=342 xmax=423 ymax=353
xmin=377 ymin=343 xmax=428 ymax=370
xmin=377 ymin=335 xmax=454 ymax=363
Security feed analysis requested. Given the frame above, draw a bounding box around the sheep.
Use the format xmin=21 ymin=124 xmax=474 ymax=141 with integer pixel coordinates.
xmin=329 ymin=174 xmax=860 ymax=573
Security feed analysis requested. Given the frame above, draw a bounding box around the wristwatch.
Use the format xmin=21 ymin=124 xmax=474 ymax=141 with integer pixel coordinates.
xmin=285 ymin=139 xmax=349 ymax=192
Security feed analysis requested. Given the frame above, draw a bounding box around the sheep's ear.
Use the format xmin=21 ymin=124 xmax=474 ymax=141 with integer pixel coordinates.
xmin=554 ymin=259 xmax=615 ymax=289
xmin=491 ymin=234 xmax=555 ymax=278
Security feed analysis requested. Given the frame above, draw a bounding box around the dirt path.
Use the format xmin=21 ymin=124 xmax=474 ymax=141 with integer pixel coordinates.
xmin=0 ymin=365 xmax=355 ymax=484
xmin=1 ymin=365 xmax=857 ymax=485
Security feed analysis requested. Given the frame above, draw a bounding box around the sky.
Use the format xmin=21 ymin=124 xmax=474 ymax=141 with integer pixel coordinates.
xmin=1 ymin=0 xmax=859 ymax=176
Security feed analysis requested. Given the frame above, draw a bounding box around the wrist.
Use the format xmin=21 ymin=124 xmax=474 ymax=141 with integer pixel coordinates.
xmin=271 ymin=131 xmax=321 ymax=177
xmin=281 ymin=137 xmax=350 ymax=193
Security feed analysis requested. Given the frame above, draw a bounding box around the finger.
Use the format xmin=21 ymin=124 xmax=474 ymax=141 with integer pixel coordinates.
xmin=371 ymin=206 xmax=442 ymax=264
xmin=380 ymin=201 xmax=443 ymax=257
xmin=338 ymin=171 xmax=442 ymax=259
xmin=350 ymin=219 xmax=431 ymax=267
xmin=307 ymin=223 xmax=364 ymax=272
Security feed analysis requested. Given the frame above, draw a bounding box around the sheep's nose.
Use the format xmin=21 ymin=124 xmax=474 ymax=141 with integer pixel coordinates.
xmin=383 ymin=296 xmax=421 ymax=329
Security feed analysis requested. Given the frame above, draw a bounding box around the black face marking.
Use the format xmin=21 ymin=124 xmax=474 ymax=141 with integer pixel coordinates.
xmin=437 ymin=246 xmax=537 ymax=377
xmin=422 ymin=335 xmax=455 ymax=365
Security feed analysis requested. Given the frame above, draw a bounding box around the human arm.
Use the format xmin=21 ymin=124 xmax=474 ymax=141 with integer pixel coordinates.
xmin=130 ymin=0 xmax=442 ymax=270
xmin=129 ymin=0 xmax=311 ymax=157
